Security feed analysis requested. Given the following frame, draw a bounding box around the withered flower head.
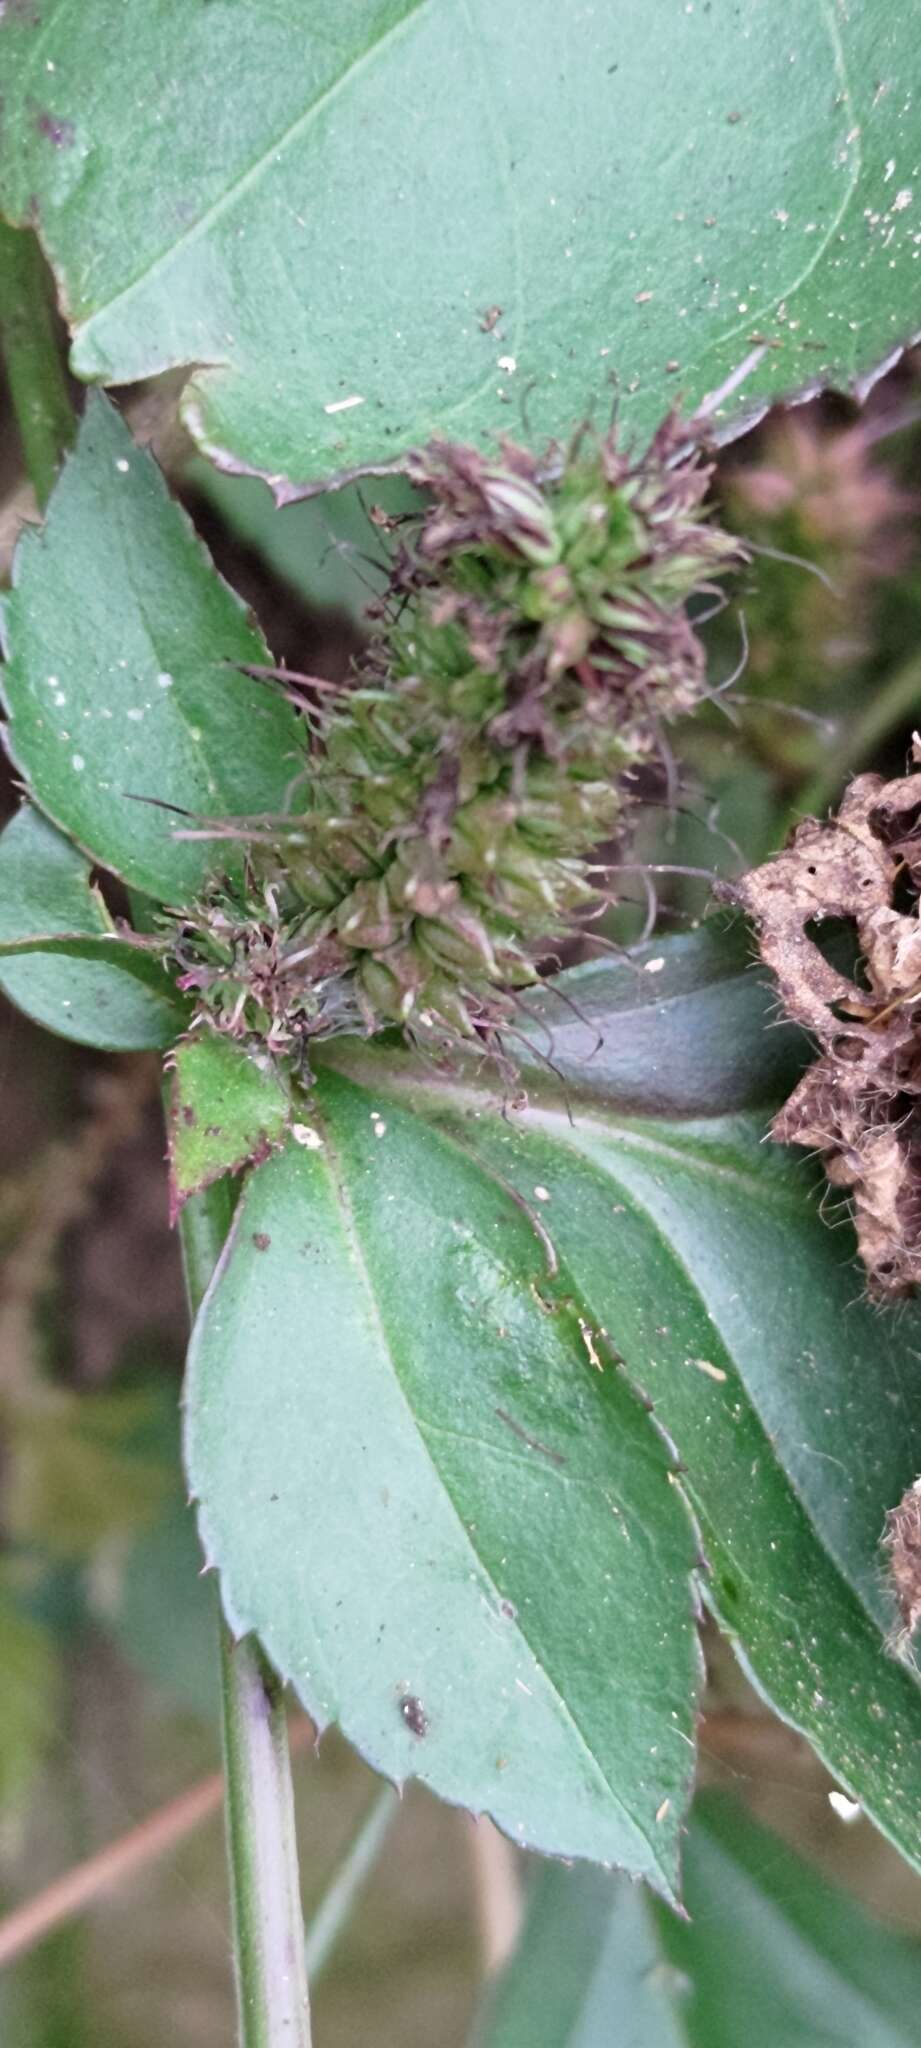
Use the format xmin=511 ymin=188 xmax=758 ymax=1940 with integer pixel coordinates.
xmin=727 ymin=742 xmax=921 ymax=1299
xmin=726 ymin=413 xmax=912 ymax=563
xmin=723 ymin=411 xmax=916 ymax=680
xmin=726 ymin=741 xmax=921 ymax=1649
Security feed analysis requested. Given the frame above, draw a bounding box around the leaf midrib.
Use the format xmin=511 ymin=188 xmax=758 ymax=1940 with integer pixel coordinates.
xmin=504 ymin=1108 xmax=884 ymax=1621
xmin=71 ymin=0 xmax=436 ymax=341
xmin=313 ymin=1095 xmax=672 ymax=1883
xmin=375 ymin=1067 xmax=898 ymax=1652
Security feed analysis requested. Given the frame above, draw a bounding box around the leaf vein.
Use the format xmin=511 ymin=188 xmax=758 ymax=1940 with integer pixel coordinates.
xmin=72 ymin=0 xmax=437 ymax=341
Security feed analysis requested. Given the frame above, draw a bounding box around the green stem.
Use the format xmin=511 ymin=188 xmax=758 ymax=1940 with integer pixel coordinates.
xmin=219 ymin=1625 xmax=313 ymax=2048
xmin=0 ymin=221 xmax=75 ymax=508
xmin=783 ymin=652 xmax=921 ymax=833
xmin=305 ymin=1783 xmax=398 ymax=1982
xmin=179 ymin=1180 xmax=312 ymax=2048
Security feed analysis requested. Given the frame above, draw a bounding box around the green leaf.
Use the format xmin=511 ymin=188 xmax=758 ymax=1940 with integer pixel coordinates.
xmin=0 ymin=804 xmax=188 ymax=1049
xmin=664 ymin=1794 xmax=921 ymax=2048
xmin=0 ymin=395 xmax=304 ymax=902
xmin=1 ymin=3 xmax=917 ymax=486
xmin=302 ymin=924 xmax=921 ymax=1876
xmin=471 ymin=1842 xmax=684 ymax=2048
xmin=95 ymin=1486 xmax=218 ymax=1720
xmin=518 ymin=922 xmax=810 ymax=1117
xmin=474 ymin=1792 xmax=921 ymax=2047
xmin=186 ymin=458 xmax=420 ymax=627
xmin=167 ymin=1035 xmax=291 ymax=1218
xmin=183 ymin=928 xmax=921 ymax=1881
xmin=0 ymin=801 xmax=111 ymax=945
xmin=186 ymin=1070 xmax=702 ymax=1895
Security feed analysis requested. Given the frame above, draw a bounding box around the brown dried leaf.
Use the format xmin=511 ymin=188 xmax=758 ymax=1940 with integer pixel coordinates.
xmin=726 ymin=743 xmax=921 ymax=1297
xmin=883 ymin=1477 xmax=921 ymax=1646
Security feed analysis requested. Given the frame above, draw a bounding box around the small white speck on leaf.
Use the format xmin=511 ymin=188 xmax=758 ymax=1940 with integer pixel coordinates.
xmin=828 ymin=1790 xmax=861 ymax=1822
xmin=291 ymin=1123 xmax=324 ymax=1150
xmin=533 ymin=1186 xmax=551 ymax=1203
xmin=579 ymin=1320 xmax=603 ymax=1371
xmin=692 ymin=1358 xmax=728 ymax=1383
xmin=323 ymin=394 xmax=365 ymax=414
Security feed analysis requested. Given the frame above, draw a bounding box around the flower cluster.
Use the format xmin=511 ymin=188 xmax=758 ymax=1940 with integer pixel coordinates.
xmin=168 ymin=416 xmax=740 ymax=1070
xmin=722 ymin=412 xmax=914 ymax=699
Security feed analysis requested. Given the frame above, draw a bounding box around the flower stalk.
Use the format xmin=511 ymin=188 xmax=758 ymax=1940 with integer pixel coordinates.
xmin=179 ymin=1178 xmax=312 ymax=2048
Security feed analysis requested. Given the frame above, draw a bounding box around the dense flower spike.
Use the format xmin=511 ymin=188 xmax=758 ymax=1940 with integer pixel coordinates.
xmin=168 ymin=418 xmax=740 ymax=1069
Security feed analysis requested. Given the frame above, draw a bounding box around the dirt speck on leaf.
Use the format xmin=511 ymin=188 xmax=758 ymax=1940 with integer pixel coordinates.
xmin=400 ymin=1693 xmax=429 ymax=1738
xmin=34 ymin=109 xmax=75 ymax=147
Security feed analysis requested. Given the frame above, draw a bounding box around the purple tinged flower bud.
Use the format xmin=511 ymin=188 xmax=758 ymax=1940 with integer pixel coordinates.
xmin=476 ymin=470 xmax=560 ymax=566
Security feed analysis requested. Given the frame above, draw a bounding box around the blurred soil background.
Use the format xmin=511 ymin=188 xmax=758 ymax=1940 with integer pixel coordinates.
xmin=2 ymin=337 xmax=921 ymax=2044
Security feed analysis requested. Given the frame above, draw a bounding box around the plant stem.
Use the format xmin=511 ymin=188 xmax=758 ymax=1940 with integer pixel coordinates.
xmin=179 ymin=1180 xmax=312 ymax=2048
xmin=219 ymin=1624 xmax=313 ymax=2047
xmin=305 ymin=1782 xmax=398 ymax=1982
xmin=783 ymin=652 xmax=921 ymax=833
xmin=0 ymin=220 xmax=75 ymax=509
